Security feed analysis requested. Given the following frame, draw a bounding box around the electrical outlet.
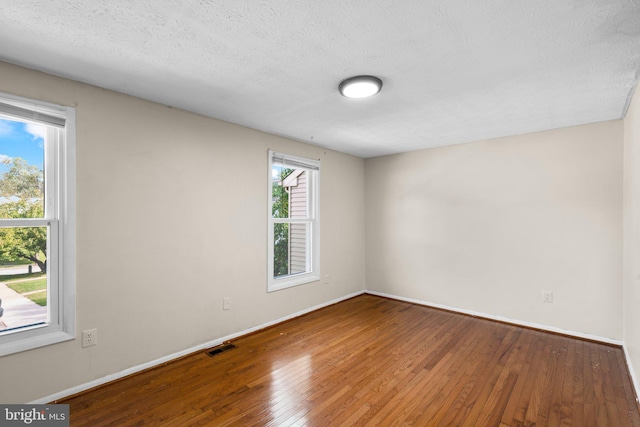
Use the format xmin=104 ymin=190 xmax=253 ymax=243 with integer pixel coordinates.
xmin=324 ymin=275 xmax=330 ymax=284
xmin=82 ymin=328 xmax=97 ymax=348
xmin=542 ymin=291 xmax=554 ymax=303
xmin=223 ymin=297 xmax=231 ymax=310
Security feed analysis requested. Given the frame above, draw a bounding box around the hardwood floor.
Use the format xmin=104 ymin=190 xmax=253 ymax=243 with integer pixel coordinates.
xmin=58 ymin=294 xmax=640 ymax=426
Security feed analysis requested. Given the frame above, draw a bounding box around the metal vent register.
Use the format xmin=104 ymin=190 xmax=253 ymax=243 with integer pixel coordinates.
xmin=206 ymin=343 xmax=237 ymax=357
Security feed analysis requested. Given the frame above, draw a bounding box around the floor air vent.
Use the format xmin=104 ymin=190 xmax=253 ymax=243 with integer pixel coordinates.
xmin=206 ymin=343 xmax=237 ymax=357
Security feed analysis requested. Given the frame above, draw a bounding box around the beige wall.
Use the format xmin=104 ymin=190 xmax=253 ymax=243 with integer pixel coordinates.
xmin=365 ymin=121 xmax=623 ymax=339
xmin=0 ymin=61 xmax=366 ymax=403
xmin=624 ymin=85 xmax=640 ymax=390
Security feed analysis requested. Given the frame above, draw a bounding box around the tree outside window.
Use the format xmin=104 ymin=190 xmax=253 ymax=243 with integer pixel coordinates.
xmin=0 ymin=157 xmax=47 ymax=274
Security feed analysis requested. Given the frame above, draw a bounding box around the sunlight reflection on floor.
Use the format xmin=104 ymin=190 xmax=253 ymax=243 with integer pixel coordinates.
xmin=269 ymin=354 xmax=312 ymax=424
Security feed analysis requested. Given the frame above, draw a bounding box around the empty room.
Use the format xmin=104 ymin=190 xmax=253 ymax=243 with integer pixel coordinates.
xmin=1 ymin=1 xmax=640 ymax=426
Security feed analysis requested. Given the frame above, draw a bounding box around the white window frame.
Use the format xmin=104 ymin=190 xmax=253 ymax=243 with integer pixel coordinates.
xmin=0 ymin=92 xmax=76 ymax=356
xmin=268 ymin=150 xmax=320 ymax=292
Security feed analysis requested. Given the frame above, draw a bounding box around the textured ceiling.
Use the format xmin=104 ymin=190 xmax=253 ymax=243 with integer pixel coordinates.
xmin=1 ymin=1 xmax=639 ymax=158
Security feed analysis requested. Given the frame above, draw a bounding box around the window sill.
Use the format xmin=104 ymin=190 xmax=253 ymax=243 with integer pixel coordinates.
xmin=0 ymin=327 xmax=75 ymax=357
xmin=268 ymin=273 xmax=320 ymax=292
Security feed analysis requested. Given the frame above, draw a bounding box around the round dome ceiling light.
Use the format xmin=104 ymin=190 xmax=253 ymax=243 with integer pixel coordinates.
xmin=339 ymin=75 xmax=383 ymax=99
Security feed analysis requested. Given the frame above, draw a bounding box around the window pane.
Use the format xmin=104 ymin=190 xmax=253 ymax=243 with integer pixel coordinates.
xmin=0 ymin=226 xmax=48 ymax=333
xmin=272 ymin=165 xmax=310 ymax=220
xmin=0 ymin=118 xmax=45 ymax=219
xmin=273 ymin=222 xmax=311 ymax=279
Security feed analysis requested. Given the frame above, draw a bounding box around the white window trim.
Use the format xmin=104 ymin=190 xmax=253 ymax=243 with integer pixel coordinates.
xmin=0 ymin=92 xmax=75 ymax=356
xmin=267 ymin=150 xmax=320 ymax=292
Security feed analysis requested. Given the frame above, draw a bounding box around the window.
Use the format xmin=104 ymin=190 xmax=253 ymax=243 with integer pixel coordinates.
xmin=268 ymin=150 xmax=320 ymax=291
xmin=0 ymin=93 xmax=75 ymax=356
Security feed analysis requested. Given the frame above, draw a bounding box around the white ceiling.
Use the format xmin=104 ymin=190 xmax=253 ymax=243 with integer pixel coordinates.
xmin=1 ymin=1 xmax=639 ymax=158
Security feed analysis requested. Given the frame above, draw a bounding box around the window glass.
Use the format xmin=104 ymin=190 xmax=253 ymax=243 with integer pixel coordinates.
xmin=0 ymin=119 xmax=49 ymax=333
xmin=0 ymin=119 xmax=45 ymax=218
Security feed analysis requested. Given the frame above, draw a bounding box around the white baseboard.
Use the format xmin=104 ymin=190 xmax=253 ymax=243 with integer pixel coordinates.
xmin=364 ymin=290 xmax=623 ymax=346
xmin=622 ymin=344 xmax=640 ymax=404
xmin=33 ymin=290 xmax=366 ymax=404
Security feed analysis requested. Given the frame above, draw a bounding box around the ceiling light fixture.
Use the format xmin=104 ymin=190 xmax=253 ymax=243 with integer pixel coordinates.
xmin=339 ymin=75 xmax=383 ymax=99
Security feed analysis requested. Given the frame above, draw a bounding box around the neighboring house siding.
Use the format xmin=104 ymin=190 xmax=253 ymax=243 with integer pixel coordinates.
xmin=288 ymin=171 xmax=307 ymax=274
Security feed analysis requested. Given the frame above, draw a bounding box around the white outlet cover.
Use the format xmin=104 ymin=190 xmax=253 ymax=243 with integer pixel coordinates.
xmin=82 ymin=328 xmax=97 ymax=348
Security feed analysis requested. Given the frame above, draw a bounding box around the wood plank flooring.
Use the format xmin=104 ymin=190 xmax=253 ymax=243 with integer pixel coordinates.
xmin=58 ymin=294 xmax=640 ymax=426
